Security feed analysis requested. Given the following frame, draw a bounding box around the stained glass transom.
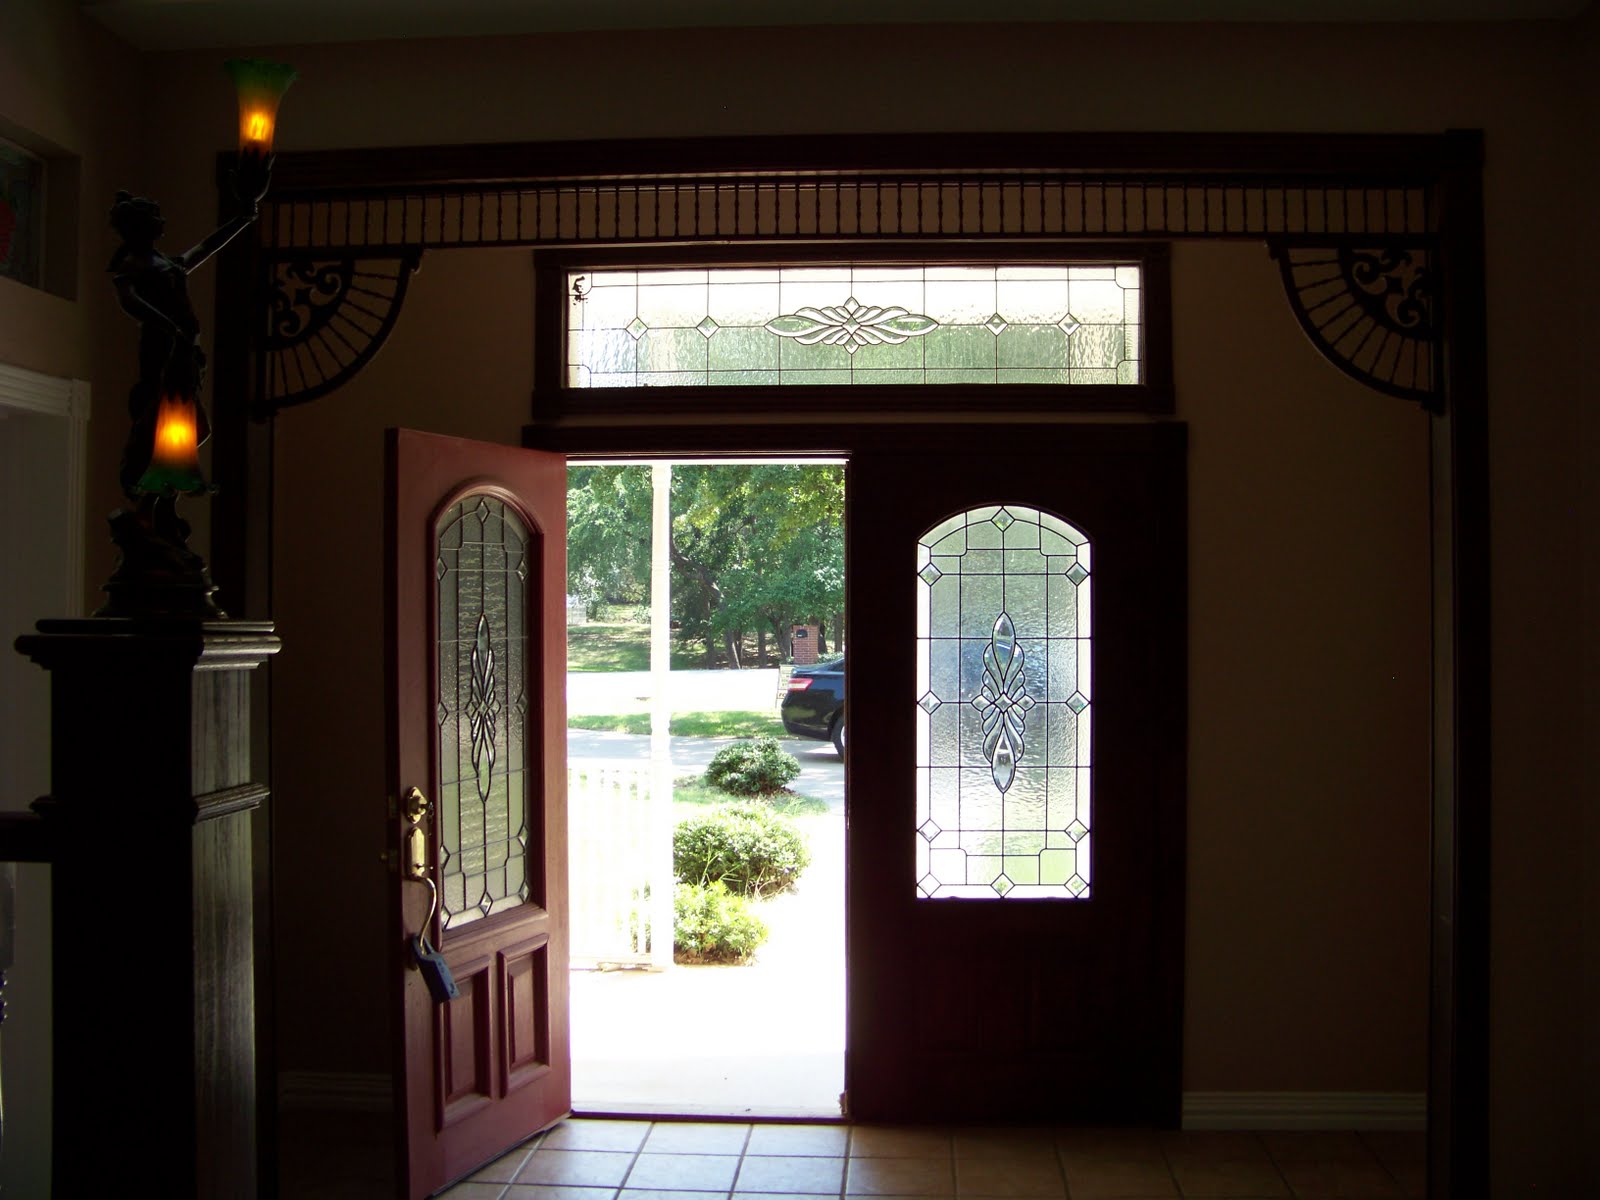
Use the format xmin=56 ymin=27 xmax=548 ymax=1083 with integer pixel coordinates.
xmin=436 ymin=495 xmax=532 ymax=929
xmin=916 ymin=505 xmax=1091 ymax=900
xmin=566 ymin=265 xmax=1141 ymax=388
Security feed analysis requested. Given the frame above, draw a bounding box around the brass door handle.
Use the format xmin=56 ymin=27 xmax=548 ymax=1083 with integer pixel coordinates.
xmin=399 ymin=786 xmax=438 ymax=936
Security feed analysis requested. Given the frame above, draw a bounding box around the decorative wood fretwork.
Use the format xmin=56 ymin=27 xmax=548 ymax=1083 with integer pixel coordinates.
xmin=263 ymin=173 xmax=1435 ymax=252
xmin=257 ymin=248 xmax=422 ymax=415
xmin=1269 ymin=239 xmax=1438 ymax=409
xmin=255 ymin=166 xmax=1436 ymax=413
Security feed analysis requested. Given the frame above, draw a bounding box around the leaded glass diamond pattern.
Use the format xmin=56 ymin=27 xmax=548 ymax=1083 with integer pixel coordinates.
xmin=567 ymin=265 xmax=1141 ymax=387
xmin=434 ymin=494 xmax=534 ymax=931
xmin=915 ymin=504 xmax=1092 ymax=901
xmin=919 ymin=562 xmax=943 ymax=585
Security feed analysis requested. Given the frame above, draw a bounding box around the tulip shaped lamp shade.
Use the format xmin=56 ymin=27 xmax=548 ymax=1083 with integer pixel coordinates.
xmin=135 ymin=392 xmax=208 ymax=496
xmin=225 ymin=58 xmax=297 ymax=160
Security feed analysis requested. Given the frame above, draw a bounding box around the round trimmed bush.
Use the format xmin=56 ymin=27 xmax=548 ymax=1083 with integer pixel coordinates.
xmin=673 ymin=802 xmax=811 ymax=898
xmin=704 ymin=736 xmax=801 ymax=796
xmin=673 ymin=881 xmax=768 ymax=964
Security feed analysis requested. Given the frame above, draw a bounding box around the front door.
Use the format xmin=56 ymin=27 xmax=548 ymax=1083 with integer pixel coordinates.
xmin=388 ymin=428 xmax=571 ymax=1198
xmin=845 ymin=423 xmax=1186 ymax=1123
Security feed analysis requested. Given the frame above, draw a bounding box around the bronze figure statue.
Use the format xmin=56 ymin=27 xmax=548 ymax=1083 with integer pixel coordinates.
xmin=99 ymin=154 xmax=272 ymax=618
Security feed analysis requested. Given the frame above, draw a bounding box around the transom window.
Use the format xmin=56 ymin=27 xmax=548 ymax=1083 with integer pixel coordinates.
xmin=566 ymin=264 xmax=1141 ymax=388
xmin=916 ymin=504 xmax=1092 ymax=900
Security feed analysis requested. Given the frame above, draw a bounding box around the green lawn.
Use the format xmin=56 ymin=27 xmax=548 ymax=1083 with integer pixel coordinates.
xmin=670 ymin=776 xmax=828 ymax=817
xmin=566 ymin=624 xmax=704 ymax=672
xmin=567 ymin=709 xmax=787 ymax=739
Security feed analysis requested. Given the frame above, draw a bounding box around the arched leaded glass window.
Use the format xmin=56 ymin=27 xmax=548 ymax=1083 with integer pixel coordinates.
xmin=916 ymin=505 xmax=1091 ymax=900
xmin=436 ymin=494 xmax=532 ymax=929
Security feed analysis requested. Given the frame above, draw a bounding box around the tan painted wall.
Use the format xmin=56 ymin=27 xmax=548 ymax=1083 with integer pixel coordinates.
xmin=22 ymin=11 xmax=1593 ymax=1194
xmin=0 ymin=0 xmax=145 ymax=606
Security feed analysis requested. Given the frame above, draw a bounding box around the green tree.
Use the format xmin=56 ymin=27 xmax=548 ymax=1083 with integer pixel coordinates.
xmin=566 ymin=463 xmax=844 ymax=666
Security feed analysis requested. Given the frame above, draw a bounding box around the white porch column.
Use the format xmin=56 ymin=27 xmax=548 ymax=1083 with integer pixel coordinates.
xmin=649 ymin=463 xmax=674 ymax=969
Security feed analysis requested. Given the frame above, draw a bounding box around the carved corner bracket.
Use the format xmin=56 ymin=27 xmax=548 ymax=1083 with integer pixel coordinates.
xmin=254 ymin=247 xmax=424 ymax=417
xmin=1268 ymin=240 xmax=1439 ymax=411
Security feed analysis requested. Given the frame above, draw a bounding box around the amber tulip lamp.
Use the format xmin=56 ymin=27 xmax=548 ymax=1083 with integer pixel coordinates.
xmin=98 ymin=58 xmax=295 ymax=619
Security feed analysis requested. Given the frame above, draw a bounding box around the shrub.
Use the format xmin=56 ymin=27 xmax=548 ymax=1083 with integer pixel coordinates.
xmin=673 ymin=802 xmax=811 ymax=898
xmin=673 ymin=881 xmax=768 ymax=964
xmin=704 ymin=736 xmax=801 ymax=797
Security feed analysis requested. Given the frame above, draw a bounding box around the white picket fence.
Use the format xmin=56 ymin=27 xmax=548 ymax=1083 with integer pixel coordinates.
xmin=567 ymin=759 xmax=674 ymax=969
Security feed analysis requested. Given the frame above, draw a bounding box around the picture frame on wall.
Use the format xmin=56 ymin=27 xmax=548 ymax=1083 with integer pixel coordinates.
xmin=0 ymin=138 xmax=44 ymax=290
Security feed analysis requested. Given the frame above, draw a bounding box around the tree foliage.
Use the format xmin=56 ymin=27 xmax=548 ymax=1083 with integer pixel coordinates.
xmin=566 ymin=463 xmax=844 ymax=666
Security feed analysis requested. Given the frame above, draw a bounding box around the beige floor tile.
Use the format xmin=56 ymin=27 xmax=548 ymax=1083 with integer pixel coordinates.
xmin=1259 ymin=1133 xmax=1374 ymax=1165
xmin=1059 ymin=1159 xmax=1177 ymax=1199
xmin=1165 ymin=1159 xmax=1290 ymax=1198
xmin=543 ymin=1120 xmax=653 ymax=1152
xmin=471 ymin=1142 xmax=538 ymax=1183
xmin=846 ymin=1156 xmax=958 ymax=1195
xmin=953 ymin=1129 xmax=1059 ymax=1160
xmin=1159 ymin=1132 xmax=1268 ymax=1162
xmin=1356 ymin=1133 xmax=1423 ymax=1166
xmin=850 ymin=1128 xmax=955 ymax=1158
xmin=626 ymin=1152 xmax=743 ymax=1191
xmin=1356 ymin=1132 xmax=1425 ymax=1197
xmin=643 ymin=1123 xmax=752 ymax=1155
xmin=736 ymin=1154 xmax=848 ymax=1193
xmin=953 ymin=1157 xmax=1066 ymax=1196
xmin=1279 ymin=1160 xmax=1403 ymax=1198
xmin=1056 ymin=1130 xmax=1166 ymax=1163
xmin=519 ymin=1149 xmax=637 ymax=1188
xmin=509 ymin=1187 xmax=626 ymax=1200
xmin=618 ymin=1190 xmax=729 ymax=1200
xmin=439 ymin=1186 xmax=508 ymax=1200
xmin=747 ymin=1124 xmax=852 ymax=1157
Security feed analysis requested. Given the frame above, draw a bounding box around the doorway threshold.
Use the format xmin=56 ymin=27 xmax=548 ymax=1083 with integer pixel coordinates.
xmin=575 ymin=1102 xmax=845 ymax=1122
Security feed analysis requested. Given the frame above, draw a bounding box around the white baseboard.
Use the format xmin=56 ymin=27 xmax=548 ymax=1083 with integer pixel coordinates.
xmin=1182 ymin=1091 xmax=1425 ymax=1130
xmin=279 ymin=1070 xmax=393 ymax=1113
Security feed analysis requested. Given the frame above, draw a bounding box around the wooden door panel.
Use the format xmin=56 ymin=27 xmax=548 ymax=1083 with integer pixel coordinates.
xmin=845 ymin=424 xmax=1186 ymax=1125
xmin=503 ymin=937 xmax=553 ymax=1087
xmin=440 ymin=966 xmax=494 ymax=1121
xmin=388 ymin=428 xmax=570 ymax=1199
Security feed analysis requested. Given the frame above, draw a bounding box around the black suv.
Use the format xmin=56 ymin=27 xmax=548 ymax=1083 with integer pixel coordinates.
xmin=780 ymin=655 xmax=845 ymax=756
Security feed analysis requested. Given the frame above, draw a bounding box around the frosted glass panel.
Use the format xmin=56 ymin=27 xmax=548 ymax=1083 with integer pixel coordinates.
xmin=436 ymin=495 xmax=533 ymax=930
xmin=568 ymin=265 xmax=1141 ymax=387
xmin=915 ymin=505 xmax=1091 ymax=900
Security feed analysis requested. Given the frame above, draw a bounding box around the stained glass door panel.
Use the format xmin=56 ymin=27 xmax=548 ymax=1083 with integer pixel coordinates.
xmin=915 ymin=506 xmax=1092 ymax=900
xmin=846 ymin=425 xmax=1185 ymax=1125
xmin=389 ymin=429 xmax=570 ymax=1200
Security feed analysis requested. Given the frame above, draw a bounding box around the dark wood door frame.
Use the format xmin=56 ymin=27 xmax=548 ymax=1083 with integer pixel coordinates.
xmin=212 ymin=131 xmax=1487 ymax=1200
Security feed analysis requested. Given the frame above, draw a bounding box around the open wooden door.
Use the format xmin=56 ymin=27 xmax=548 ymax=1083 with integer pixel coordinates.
xmin=387 ymin=428 xmax=570 ymax=1198
xmin=845 ymin=423 xmax=1186 ymax=1124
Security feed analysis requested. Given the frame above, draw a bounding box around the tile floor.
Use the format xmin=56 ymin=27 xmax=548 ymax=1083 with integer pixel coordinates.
xmin=436 ymin=1120 xmax=1425 ymax=1200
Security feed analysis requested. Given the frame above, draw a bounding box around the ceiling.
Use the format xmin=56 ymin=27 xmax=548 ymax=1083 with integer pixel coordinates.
xmin=83 ymin=0 xmax=1592 ymax=52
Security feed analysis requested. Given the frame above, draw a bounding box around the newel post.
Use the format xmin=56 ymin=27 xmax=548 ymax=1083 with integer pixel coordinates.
xmin=14 ymin=618 xmax=279 ymax=1197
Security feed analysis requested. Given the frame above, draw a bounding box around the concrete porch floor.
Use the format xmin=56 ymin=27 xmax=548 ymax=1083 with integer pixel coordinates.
xmin=570 ymin=773 xmax=846 ymax=1119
